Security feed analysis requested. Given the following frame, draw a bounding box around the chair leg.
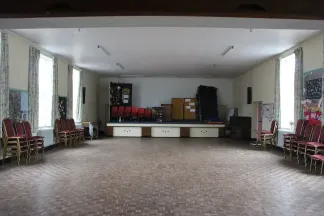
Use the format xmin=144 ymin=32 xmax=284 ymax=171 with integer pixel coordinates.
xmin=297 ymin=145 xmax=300 ymax=164
xmin=304 ymin=147 xmax=308 ymax=167
xmin=2 ymin=146 xmax=7 ymax=165
xmin=17 ymin=150 xmax=20 ymax=166
xmin=64 ymin=136 xmax=68 ymax=148
xmin=310 ymin=158 xmax=313 ymax=172
xmin=321 ymin=161 xmax=324 ymax=175
xmin=315 ymin=161 xmax=317 ymax=172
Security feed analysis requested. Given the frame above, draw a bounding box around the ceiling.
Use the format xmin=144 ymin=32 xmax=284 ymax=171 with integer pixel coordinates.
xmin=12 ymin=26 xmax=319 ymax=77
xmin=1 ymin=0 xmax=324 ymax=19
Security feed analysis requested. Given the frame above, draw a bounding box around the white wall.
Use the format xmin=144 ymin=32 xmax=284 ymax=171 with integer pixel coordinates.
xmin=99 ymin=77 xmax=234 ymax=129
xmin=6 ymin=32 xmax=99 ymax=144
xmin=234 ymin=70 xmax=252 ymax=117
xmin=57 ymin=57 xmax=68 ymax=97
xmin=8 ymin=34 xmax=29 ymax=90
xmin=234 ymin=33 xmax=324 ymax=136
xmin=100 ymin=77 xmax=234 ymax=106
xmin=82 ymin=71 xmax=100 ymax=122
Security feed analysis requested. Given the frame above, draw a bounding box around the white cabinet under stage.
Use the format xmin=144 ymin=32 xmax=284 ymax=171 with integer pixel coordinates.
xmin=151 ymin=127 xmax=180 ymax=137
xmin=113 ymin=127 xmax=142 ymax=137
xmin=189 ymin=128 xmax=219 ymax=137
xmin=107 ymin=123 xmax=225 ymax=138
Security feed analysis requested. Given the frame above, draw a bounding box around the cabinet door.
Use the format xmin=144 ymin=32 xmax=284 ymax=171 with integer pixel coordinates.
xmin=142 ymin=127 xmax=152 ymax=137
xmin=151 ymin=127 xmax=180 ymax=137
xmin=180 ymin=127 xmax=190 ymax=137
xmin=113 ymin=127 xmax=142 ymax=137
xmin=190 ymin=128 xmax=219 ymax=137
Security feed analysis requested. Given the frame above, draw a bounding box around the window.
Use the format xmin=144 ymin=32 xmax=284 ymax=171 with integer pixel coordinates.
xmin=38 ymin=54 xmax=54 ymax=128
xmin=279 ymin=53 xmax=295 ymax=130
xmin=72 ymin=68 xmax=81 ymax=122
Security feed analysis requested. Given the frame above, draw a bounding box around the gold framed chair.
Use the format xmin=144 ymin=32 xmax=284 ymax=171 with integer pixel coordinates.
xmin=2 ymin=118 xmax=29 ymax=165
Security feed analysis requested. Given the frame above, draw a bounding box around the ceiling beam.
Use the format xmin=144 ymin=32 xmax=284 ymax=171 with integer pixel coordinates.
xmin=0 ymin=0 xmax=324 ymax=20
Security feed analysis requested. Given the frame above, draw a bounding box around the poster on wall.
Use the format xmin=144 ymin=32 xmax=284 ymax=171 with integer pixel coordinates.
xmin=58 ymin=97 xmax=67 ymax=120
xmin=110 ymin=82 xmax=132 ymax=106
xmin=303 ymin=69 xmax=323 ymax=125
xmin=9 ymin=89 xmax=29 ymax=122
xmin=261 ymin=103 xmax=274 ymax=131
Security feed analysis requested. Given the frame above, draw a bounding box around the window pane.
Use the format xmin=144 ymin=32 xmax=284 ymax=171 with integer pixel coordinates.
xmin=73 ymin=68 xmax=80 ymax=121
xmin=279 ymin=54 xmax=295 ymax=130
xmin=38 ymin=54 xmax=53 ymax=128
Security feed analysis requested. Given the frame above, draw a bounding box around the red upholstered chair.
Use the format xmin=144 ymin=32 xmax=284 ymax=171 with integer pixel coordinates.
xmin=290 ymin=124 xmax=313 ymax=160
xmin=66 ymin=119 xmax=78 ymax=146
xmin=309 ymin=154 xmax=324 ymax=175
xmin=118 ymin=106 xmax=125 ymax=121
xmin=304 ymin=126 xmax=324 ymax=167
xmin=124 ymin=106 xmax=132 ymax=120
xmin=283 ymin=119 xmax=305 ymax=159
xmin=2 ymin=119 xmax=29 ymax=165
xmin=144 ymin=109 xmax=152 ymax=121
xmin=259 ymin=120 xmax=278 ymax=149
xmin=55 ymin=119 xmax=73 ymax=147
xmin=138 ymin=108 xmax=145 ymax=121
xmin=131 ymin=107 xmax=138 ymax=120
xmin=260 ymin=120 xmax=276 ymax=135
xmin=71 ymin=118 xmax=84 ymax=144
xmin=296 ymin=124 xmax=321 ymax=165
xmin=21 ymin=121 xmax=45 ymax=160
xmin=111 ymin=106 xmax=118 ymax=121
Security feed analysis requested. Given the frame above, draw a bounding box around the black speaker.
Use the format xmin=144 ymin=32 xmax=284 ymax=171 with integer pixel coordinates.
xmin=247 ymin=87 xmax=252 ymax=104
xmin=82 ymin=87 xmax=86 ymax=104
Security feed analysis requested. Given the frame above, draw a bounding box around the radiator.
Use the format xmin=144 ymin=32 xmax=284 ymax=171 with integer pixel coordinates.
xmin=277 ymin=129 xmax=293 ymax=148
xmin=37 ymin=128 xmax=55 ymax=148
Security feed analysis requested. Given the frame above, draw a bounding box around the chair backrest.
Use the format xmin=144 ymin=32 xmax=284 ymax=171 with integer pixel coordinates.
xmin=270 ymin=120 xmax=276 ymax=134
xmin=66 ymin=119 xmax=73 ymax=130
xmin=318 ymin=126 xmax=324 ymax=143
xmin=295 ymin=119 xmax=304 ymax=137
xmin=272 ymin=121 xmax=278 ymax=136
xmin=15 ymin=122 xmax=25 ymax=136
xmin=118 ymin=106 xmax=125 ymax=116
xmin=311 ymin=124 xmax=321 ymax=142
xmin=138 ymin=108 xmax=145 ymax=117
xmin=22 ymin=121 xmax=33 ymax=137
xmin=70 ymin=118 xmax=77 ymax=130
xmin=125 ymin=106 xmax=132 ymax=113
xmin=303 ymin=124 xmax=313 ymax=141
xmin=55 ymin=119 xmax=62 ymax=133
xmin=2 ymin=118 xmax=15 ymax=138
xmin=144 ymin=109 xmax=151 ymax=117
xmin=111 ymin=106 xmax=118 ymax=117
xmin=61 ymin=119 xmax=68 ymax=131
xmin=131 ymin=107 xmax=138 ymax=116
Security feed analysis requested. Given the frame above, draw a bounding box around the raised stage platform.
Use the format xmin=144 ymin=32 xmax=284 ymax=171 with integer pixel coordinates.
xmin=106 ymin=122 xmax=225 ymax=138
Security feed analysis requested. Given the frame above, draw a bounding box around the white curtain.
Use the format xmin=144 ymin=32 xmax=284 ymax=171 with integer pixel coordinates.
xmin=52 ymin=57 xmax=59 ymax=124
xmin=274 ymin=58 xmax=280 ymax=128
xmin=28 ymin=46 xmax=40 ymax=132
xmin=67 ymin=65 xmax=73 ymax=118
xmin=0 ymin=32 xmax=9 ymax=137
xmin=76 ymin=70 xmax=83 ymax=122
xmin=294 ymin=47 xmax=303 ymax=125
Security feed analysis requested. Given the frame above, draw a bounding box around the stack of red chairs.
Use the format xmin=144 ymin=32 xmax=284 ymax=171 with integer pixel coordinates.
xmin=111 ymin=106 xmax=118 ymax=121
xmin=124 ymin=106 xmax=132 ymax=120
xmin=111 ymin=106 xmax=152 ymax=122
xmin=137 ymin=108 xmax=145 ymax=121
xmin=131 ymin=107 xmax=138 ymax=120
xmin=144 ymin=109 xmax=152 ymax=120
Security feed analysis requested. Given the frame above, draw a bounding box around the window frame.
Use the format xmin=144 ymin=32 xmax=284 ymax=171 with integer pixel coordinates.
xmin=279 ymin=52 xmax=296 ymax=130
xmin=72 ymin=67 xmax=81 ymax=122
xmin=38 ymin=53 xmax=54 ymax=129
